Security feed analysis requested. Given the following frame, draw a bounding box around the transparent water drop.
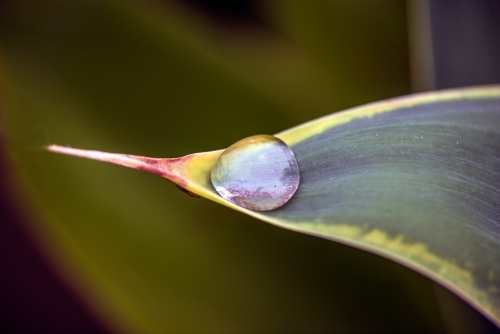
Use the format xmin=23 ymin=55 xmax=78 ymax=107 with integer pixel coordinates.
xmin=211 ymin=135 xmax=300 ymax=211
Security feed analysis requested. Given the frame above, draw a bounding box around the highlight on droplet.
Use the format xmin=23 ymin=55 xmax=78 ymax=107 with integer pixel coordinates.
xmin=210 ymin=135 xmax=300 ymax=211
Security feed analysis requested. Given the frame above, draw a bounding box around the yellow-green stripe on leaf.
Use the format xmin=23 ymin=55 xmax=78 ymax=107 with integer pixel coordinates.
xmin=49 ymin=85 xmax=500 ymax=327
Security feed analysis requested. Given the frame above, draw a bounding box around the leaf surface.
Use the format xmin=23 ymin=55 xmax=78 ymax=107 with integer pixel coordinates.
xmin=219 ymin=86 xmax=500 ymax=326
xmin=1 ymin=0 xmax=497 ymax=331
xmin=213 ymin=86 xmax=500 ymax=326
xmin=51 ymin=85 xmax=500 ymax=326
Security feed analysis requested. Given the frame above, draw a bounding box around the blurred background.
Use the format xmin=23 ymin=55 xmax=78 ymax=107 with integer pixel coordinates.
xmin=0 ymin=0 xmax=499 ymax=332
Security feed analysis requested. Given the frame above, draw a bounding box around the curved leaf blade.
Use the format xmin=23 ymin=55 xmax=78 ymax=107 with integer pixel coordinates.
xmin=254 ymin=85 xmax=500 ymax=326
xmin=48 ymin=85 xmax=500 ymax=326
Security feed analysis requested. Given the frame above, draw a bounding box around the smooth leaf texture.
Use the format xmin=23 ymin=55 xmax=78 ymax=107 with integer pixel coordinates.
xmin=48 ymin=85 xmax=500 ymax=326
xmin=2 ymin=0 xmax=498 ymax=332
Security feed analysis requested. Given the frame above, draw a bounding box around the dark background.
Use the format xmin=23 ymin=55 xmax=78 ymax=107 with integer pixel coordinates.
xmin=1 ymin=0 xmax=499 ymax=332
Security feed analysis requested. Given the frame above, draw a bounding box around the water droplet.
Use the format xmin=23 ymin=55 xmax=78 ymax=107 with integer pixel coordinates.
xmin=211 ymin=135 xmax=300 ymax=211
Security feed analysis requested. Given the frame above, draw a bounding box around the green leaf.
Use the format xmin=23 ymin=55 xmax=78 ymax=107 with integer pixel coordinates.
xmin=1 ymin=0 xmax=496 ymax=331
xmin=47 ymin=85 xmax=500 ymax=327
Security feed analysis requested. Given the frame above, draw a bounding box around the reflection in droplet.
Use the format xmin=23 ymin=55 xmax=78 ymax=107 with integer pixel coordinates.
xmin=211 ymin=135 xmax=300 ymax=211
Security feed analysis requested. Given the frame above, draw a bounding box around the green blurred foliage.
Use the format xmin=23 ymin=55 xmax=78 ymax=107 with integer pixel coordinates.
xmin=0 ymin=0 xmax=491 ymax=332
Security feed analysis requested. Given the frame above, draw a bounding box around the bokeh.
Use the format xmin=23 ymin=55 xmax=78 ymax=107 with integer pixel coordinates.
xmin=1 ymin=0 xmax=499 ymax=332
